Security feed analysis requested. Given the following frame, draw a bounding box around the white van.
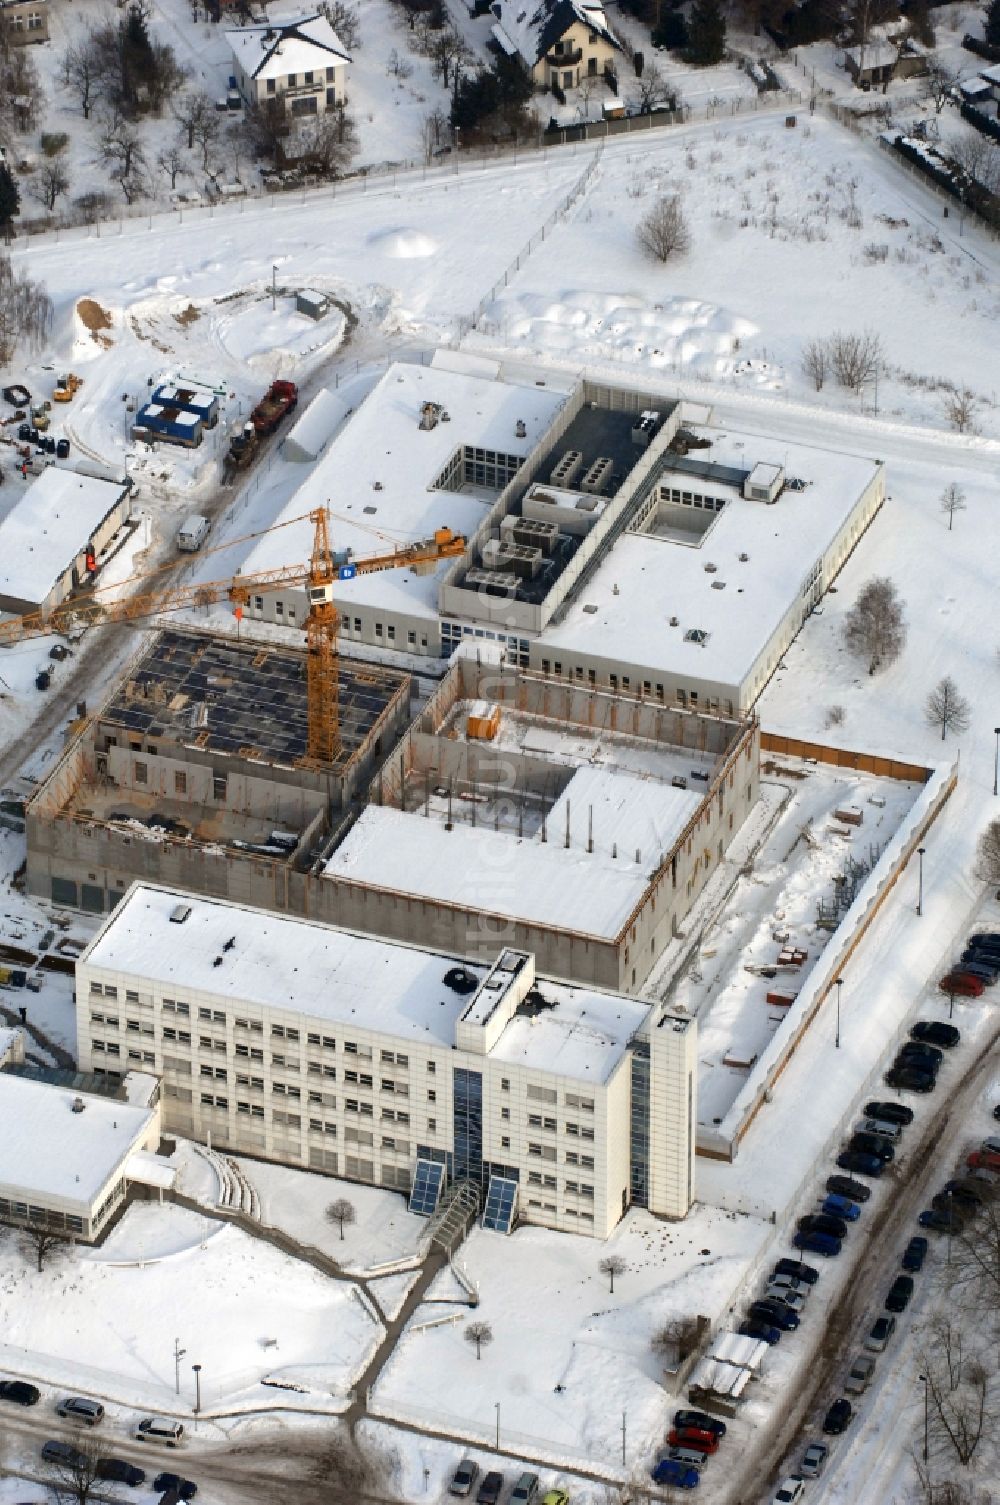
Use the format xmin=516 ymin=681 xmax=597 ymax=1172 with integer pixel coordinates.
xmin=135 ymin=1417 xmax=184 ymax=1446
xmin=177 ymin=514 xmax=210 ymax=552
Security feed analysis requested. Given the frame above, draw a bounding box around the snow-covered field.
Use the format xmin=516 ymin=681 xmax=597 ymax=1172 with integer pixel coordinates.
xmin=372 ymin=1204 xmax=771 ymax=1473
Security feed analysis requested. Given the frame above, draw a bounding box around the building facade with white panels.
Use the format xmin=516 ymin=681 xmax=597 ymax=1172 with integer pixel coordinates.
xmin=76 ymin=885 xmax=697 ymax=1239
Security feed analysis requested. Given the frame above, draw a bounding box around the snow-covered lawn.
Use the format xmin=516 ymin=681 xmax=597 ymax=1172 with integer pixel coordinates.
xmin=0 ymin=1203 xmax=379 ymax=1411
xmin=371 ymin=1205 xmax=771 ymax=1472
xmin=235 ymin=1156 xmax=427 ymax=1274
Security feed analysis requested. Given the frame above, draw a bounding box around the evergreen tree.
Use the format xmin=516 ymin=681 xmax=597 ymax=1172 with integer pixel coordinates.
xmin=986 ymin=0 xmax=1000 ymax=51
xmin=653 ymin=5 xmax=690 ymax=50
xmin=687 ymin=0 xmax=726 ymax=63
xmin=0 ymin=166 xmax=20 ymax=240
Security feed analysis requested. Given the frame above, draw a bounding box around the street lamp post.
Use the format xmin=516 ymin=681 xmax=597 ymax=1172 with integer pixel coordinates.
xmin=272 ymin=263 xmax=278 ymax=313
xmin=917 ymin=846 xmax=926 ymax=917
xmin=994 ymin=726 xmax=1000 ymax=798
xmin=494 ymin=1401 xmax=500 ymax=1451
xmin=173 ymin=1338 xmax=186 ymax=1396
xmin=835 ymin=976 xmax=843 ymax=1050
xmin=918 ymin=1372 xmax=929 ymax=1462
xmin=192 ymin=1363 xmax=202 ymax=1415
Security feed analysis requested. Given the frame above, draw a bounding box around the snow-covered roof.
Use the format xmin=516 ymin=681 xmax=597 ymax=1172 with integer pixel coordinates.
xmin=545 ymin=764 xmax=699 ymax=867
xmin=959 ymin=76 xmax=993 ymax=99
xmin=284 ymin=386 xmax=346 ymax=462
xmin=0 ymin=469 xmax=128 ymax=611
xmin=0 ymin=1074 xmax=155 ymax=1211
xmin=81 ymin=885 xmax=645 ymax=1082
xmin=0 ymin=1026 xmax=22 ymax=1066
xmin=325 ymin=803 xmax=661 ymax=939
xmin=981 ymin=64 xmax=1000 ymax=85
xmin=844 ymin=42 xmax=897 ymax=71
xmin=540 ymin=427 xmax=881 ymax=697
xmin=491 ymin=0 xmax=621 ymax=69
xmin=241 ymin=362 xmax=565 ymax=619
xmin=227 ymin=14 xmax=350 ymax=81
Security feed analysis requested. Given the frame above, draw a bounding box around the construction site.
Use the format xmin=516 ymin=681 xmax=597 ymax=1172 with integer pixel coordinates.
xmin=25 ymin=626 xmax=411 ymax=916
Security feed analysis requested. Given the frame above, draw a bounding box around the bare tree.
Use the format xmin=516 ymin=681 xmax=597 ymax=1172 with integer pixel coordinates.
xmin=939 ymin=483 xmax=967 ymax=532
xmin=321 ymin=0 xmax=360 ymax=50
xmin=925 ymin=676 xmax=971 ymax=741
xmin=100 ymin=118 xmax=149 ymax=202
xmin=830 ymin=329 xmax=884 ymax=394
xmin=919 ymin=1319 xmax=991 ymax=1466
xmin=599 ymin=1254 xmax=626 ymax=1293
xmin=802 ymin=337 xmax=829 ymax=391
xmin=0 ymin=253 xmax=53 ymax=364
xmin=387 ymin=47 xmax=414 ymax=80
xmin=464 ymin=1320 xmax=493 ymax=1360
xmin=41 ymin=1432 xmax=108 ymax=1505
xmin=975 ymin=819 xmax=1000 ymax=888
xmin=636 ymin=63 xmax=674 ymax=113
xmin=0 ymin=46 xmax=42 ymax=133
xmin=651 ymin=1316 xmax=704 ymax=1364
xmin=416 ymin=22 xmax=472 ymax=90
xmin=60 ymin=37 xmax=102 ymax=120
xmin=29 ymin=161 xmax=71 ymax=212
xmin=294 ymin=108 xmax=357 ymax=178
xmin=423 ymin=106 xmax=448 ymax=160
xmin=20 ymin=1224 xmax=67 ymax=1273
xmin=944 ymin=387 xmax=978 ymax=434
xmin=156 ymin=143 xmax=185 ymax=189
xmin=921 ymin=60 xmax=955 ymax=114
xmin=951 ymin=129 xmax=1000 ymax=198
xmin=637 ymin=194 xmax=691 ymax=262
xmin=325 ymin=1198 xmax=356 ymax=1240
xmin=843 ymin=577 xmax=906 ymax=674
xmin=171 ymin=90 xmax=217 ymax=152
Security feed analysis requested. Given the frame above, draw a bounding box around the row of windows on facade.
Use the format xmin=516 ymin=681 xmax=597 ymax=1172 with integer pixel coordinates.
xmin=532 ymin=659 xmax=736 ymax=716
xmin=246 ymin=593 xmax=431 ymax=654
xmin=8 ymin=12 xmax=45 ymax=28
xmin=259 ymin=64 xmax=340 ymax=92
xmin=0 ymin=1199 xmax=84 ymax=1232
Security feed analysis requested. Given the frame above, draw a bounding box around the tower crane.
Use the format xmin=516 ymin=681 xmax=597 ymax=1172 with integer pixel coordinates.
xmin=0 ymin=508 xmax=466 ymax=767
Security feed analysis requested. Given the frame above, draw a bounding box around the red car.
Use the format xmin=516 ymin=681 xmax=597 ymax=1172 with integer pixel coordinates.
xmin=940 ymin=972 xmax=985 ymax=998
xmin=667 ymin=1428 xmax=720 ymax=1454
xmin=968 ymin=1150 xmax=1000 ymax=1172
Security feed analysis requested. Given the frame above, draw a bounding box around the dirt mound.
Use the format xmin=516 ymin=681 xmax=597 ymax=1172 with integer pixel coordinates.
xmin=174 ymin=304 xmax=200 ymax=327
xmin=77 ymin=298 xmax=114 ymax=346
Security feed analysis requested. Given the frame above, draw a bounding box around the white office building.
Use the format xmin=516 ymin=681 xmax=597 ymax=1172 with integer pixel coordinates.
xmin=76 ymin=884 xmax=697 ymax=1239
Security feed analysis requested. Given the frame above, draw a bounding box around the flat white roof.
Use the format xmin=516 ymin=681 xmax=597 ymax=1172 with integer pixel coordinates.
xmin=0 ymin=469 xmax=126 ymax=609
xmin=82 ymin=885 xmax=644 ymax=1082
xmin=545 ymin=764 xmax=698 ymax=867
xmin=0 ymin=1074 xmax=154 ymax=1210
xmin=242 ymin=362 xmax=566 ymax=620
xmin=541 ymin=427 xmax=880 ymax=694
xmin=324 ymin=803 xmax=654 ymax=939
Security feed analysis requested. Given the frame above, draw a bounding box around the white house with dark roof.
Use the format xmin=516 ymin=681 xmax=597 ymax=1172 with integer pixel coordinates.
xmin=491 ymin=0 xmax=622 ymax=90
xmin=227 ymin=14 xmax=350 ymax=117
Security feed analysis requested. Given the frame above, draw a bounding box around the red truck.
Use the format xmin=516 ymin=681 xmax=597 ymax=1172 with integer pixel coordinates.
xmin=251 ymin=379 xmax=298 ymax=436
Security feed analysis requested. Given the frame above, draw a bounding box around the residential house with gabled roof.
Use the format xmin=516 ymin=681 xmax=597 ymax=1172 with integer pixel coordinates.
xmin=227 ymin=14 xmax=350 ymax=118
xmin=491 ymin=0 xmax=622 ymax=92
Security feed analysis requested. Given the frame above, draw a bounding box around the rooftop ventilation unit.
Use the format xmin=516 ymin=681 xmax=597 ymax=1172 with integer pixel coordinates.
xmin=711 ymin=580 xmax=727 ymax=590
xmin=704 ymin=562 xmax=717 ymax=573
xmin=71 ymin=1096 xmax=85 ymax=1113
xmin=169 ymin=903 xmax=191 ymax=924
xmin=685 ymin=628 xmax=710 ymax=645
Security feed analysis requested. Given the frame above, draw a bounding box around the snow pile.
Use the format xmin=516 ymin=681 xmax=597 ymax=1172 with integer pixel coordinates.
xmin=489 ymin=288 xmax=758 ymax=377
xmin=367 ymin=226 xmax=439 ymax=259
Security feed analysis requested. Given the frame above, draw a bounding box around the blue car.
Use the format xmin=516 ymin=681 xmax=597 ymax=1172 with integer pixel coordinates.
xmin=822 ymin=1194 xmax=861 ymax=1221
xmin=748 ymin=1299 xmax=800 ymax=1331
xmin=837 ymin=1150 xmax=884 ymax=1178
xmin=652 ymin=1457 xmax=700 ymax=1489
xmin=739 ymin=1317 xmax=781 ymax=1345
xmin=794 ymin=1229 xmax=842 ymax=1258
xmin=902 ymin=1236 xmax=928 ymax=1271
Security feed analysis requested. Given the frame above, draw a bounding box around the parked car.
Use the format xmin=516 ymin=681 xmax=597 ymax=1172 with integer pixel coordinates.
xmin=919 ymin=1207 xmax=965 ymax=1232
xmin=995 ymin=1103 xmax=1000 ymax=1121
xmin=510 ymin=1473 xmax=540 ymax=1505
xmin=822 ymin=1399 xmax=853 ymax=1435
xmin=97 ymin=1458 xmax=146 ymax=1487
xmin=884 ymin=1066 xmax=936 ymax=1093
xmin=476 ymin=1472 xmax=504 ymax=1505
xmin=772 ymin=1480 xmax=805 ymax=1505
xmin=860 ymin=1117 xmax=903 ymax=1143
xmin=768 ymin=1273 xmax=813 ymax=1299
xmin=898 ymin=1041 xmax=944 ymax=1066
xmin=449 ymin=1460 xmax=479 ymax=1498
xmin=667 ymin=1446 xmax=710 ymax=1468
xmin=957 ymin=960 xmax=998 ymax=985
xmin=932 ymin=1191 xmax=975 ymax=1222
xmin=0 ymin=1380 xmax=40 ymax=1406
xmin=945 ymin=1179 xmax=989 ymax=1204
xmin=799 ymin=1441 xmax=829 ymax=1477
xmin=667 ymin=1429 xmax=720 ymax=1454
xmin=774 ymin=1257 xmax=820 ymax=1284
xmin=969 ymin=930 xmax=1000 ymax=948
xmin=902 ymin=1236 xmax=929 ymax=1271
xmin=55 ymin=1397 xmax=104 ymax=1426
xmin=748 ymin=1299 xmax=800 ymax=1331
xmin=979 ymin=1137 xmax=1000 ymax=1155
xmin=939 ymin=972 xmax=985 ymax=998
xmin=885 ymin=1275 xmax=914 ymax=1312
xmin=837 ymin=1149 xmax=885 ymax=1177
xmin=849 ymin=1132 xmax=894 ymax=1163
xmin=793 ymin=1229 xmax=842 ymax=1257
xmin=826 ymin=1173 xmax=872 ymax=1203
xmin=651 ymin=1457 xmax=700 ymax=1488
xmin=798 ymin=1212 xmax=849 ymax=1239
xmin=673 ymin=1410 xmax=726 ymax=1437
xmin=41 ymin=1441 xmax=88 ymax=1469
xmin=822 ymin=1194 xmax=861 ymax=1220
xmin=541 ymin=1492 xmax=570 ymax=1505
xmin=968 ymin=1150 xmax=1000 ymax=1172
xmin=739 ymin=1317 xmax=781 ymax=1345
xmin=763 ymin=1283 xmax=805 ymax=1313
xmin=864 ymin=1101 xmax=914 ymax=1127
xmin=844 ymin=1353 xmax=877 ymax=1395
xmin=152 ymin=1476 xmax=197 ymax=1501
xmin=865 ymin=1315 xmax=897 ymax=1352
